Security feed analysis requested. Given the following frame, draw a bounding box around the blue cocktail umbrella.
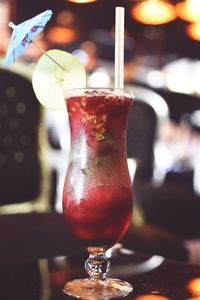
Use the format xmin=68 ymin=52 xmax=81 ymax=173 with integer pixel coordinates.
xmin=2 ymin=9 xmax=63 ymax=70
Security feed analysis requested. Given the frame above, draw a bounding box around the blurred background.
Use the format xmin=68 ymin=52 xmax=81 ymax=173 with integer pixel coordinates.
xmin=1 ymin=0 xmax=200 ymax=262
xmin=2 ymin=0 xmax=200 ymax=96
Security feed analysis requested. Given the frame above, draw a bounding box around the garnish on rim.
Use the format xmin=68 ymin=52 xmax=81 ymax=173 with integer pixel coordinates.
xmin=32 ymin=49 xmax=86 ymax=110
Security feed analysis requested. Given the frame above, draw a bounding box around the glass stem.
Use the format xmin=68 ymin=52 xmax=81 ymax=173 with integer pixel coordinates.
xmin=85 ymin=247 xmax=111 ymax=280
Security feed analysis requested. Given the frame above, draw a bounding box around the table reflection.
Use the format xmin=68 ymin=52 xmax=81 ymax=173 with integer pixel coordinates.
xmin=0 ymin=250 xmax=198 ymax=300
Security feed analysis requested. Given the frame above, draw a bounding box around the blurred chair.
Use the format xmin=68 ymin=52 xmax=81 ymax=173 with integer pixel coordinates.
xmin=0 ymin=61 xmax=50 ymax=213
xmin=126 ymin=85 xmax=169 ymax=182
xmin=43 ymin=109 xmax=70 ymax=212
xmin=122 ymin=86 xmax=200 ymax=263
xmin=125 ymin=84 xmax=169 ymax=223
xmin=126 ymin=84 xmax=170 ymax=219
xmin=128 ymin=88 xmax=200 ymax=243
xmin=0 ymin=61 xmax=85 ymax=262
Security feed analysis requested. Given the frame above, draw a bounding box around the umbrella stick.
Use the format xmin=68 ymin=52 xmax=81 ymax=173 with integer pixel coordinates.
xmin=31 ymin=40 xmax=65 ymax=71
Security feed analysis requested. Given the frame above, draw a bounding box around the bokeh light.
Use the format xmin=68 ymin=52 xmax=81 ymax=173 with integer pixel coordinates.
xmin=67 ymin=0 xmax=97 ymax=3
xmin=47 ymin=26 xmax=78 ymax=45
xmin=176 ymin=0 xmax=200 ymax=23
xmin=186 ymin=22 xmax=200 ymax=41
xmin=131 ymin=0 xmax=176 ymax=25
xmin=187 ymin=277 xmax=200 ymax=296
xmin=135 ymin=294 xmax=170 ymax=300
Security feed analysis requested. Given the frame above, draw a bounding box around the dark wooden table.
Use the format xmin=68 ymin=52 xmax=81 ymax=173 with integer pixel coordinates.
xmin=1 ymin=246 xmax=200 ymax=300
xmin=0 ymin=211 xmax=196 ymax=300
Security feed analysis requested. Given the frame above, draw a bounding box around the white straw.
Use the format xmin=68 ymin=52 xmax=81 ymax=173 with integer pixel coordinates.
xmin=115 ymin=7 xmax=125 ymax=89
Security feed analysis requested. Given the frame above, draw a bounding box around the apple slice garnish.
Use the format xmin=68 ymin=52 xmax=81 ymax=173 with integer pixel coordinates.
xmin=32 ymin=49 xmax=86 ymax=110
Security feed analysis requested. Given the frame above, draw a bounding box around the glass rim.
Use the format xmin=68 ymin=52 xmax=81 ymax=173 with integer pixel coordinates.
xmin=64 ymin=87 xmax=135 ymax=100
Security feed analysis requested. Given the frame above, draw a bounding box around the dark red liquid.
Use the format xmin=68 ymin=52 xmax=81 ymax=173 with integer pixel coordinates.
xmin=63 ymin=91 xmax=133 ymax=249
xmin=63 ymin=185 xmax=133 ymax=248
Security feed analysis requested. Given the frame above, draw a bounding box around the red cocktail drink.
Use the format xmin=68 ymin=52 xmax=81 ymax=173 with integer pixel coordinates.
xmin=63 ymin=88 xmax=134 ymax=299
xmin=64 ymin=185 xmax=133 ymax=248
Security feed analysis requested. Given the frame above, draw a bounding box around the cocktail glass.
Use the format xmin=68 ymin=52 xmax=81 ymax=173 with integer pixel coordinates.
xmin=63 ymin=88 xmax=135 ymax=299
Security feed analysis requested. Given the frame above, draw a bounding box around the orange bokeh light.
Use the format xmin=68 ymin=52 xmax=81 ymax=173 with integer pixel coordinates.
xmin=187 ymin=277 xmax=200 ymax=296
xmin=176 ymin=0 xmax=200 ymax=23
xmin=135 ymin=295 xmax=170 ymax=300
xmin=47 ymin=26 xmax=78 ymax=45
xmin=131 ymin=0 xmax=176 ymax=25
xmin=67 ymin=0 xmax=97 ymax=3
xmin=186 ymin=22 xmax=200 ymax=41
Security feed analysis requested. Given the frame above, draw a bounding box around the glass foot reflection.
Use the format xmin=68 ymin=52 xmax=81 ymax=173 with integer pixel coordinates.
xmin=63 ymin=278 xmax=133 ymax=299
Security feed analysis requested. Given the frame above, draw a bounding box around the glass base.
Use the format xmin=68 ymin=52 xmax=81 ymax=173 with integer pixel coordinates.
xmin=63 ymin=278 xmax=133 ymax=299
